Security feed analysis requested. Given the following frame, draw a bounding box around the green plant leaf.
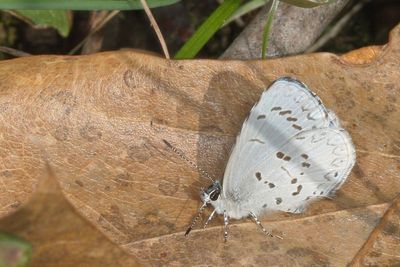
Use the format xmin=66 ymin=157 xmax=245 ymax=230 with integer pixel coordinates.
xmin=261 ymin=0 xmax=279 ymax=59
xmin=279 ymin=0 xmax=336 ymax=8
xmin=174 ymin=0 xmax=242 ymax=59
xmin=10 ymin=10 xmax=71 ymax=37
xmin=0 ymin=232 xmax=32 ymax=267
xmin=0 ymin=0 xmax=180 ymax=10
xmin=223 ymin=0 xmax=267 ymax=27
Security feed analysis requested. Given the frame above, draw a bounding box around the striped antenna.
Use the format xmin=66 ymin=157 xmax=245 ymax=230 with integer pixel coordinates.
xmin=162 ymin=139 xmax=215 ymax=183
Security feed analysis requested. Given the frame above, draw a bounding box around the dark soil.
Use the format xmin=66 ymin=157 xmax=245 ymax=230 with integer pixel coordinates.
xmin=0 ymin=0 xmax=399 ymax=59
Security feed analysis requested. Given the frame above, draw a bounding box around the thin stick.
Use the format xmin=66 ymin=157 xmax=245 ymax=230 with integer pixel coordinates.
xmin=0 ymin=46 xmax=30 ymax=57
xmin=306 ymin=0 xmax=371 ymax=53
xmin=139 ymin=0 xmax=170 ymax=59
xmin=69 ymin=10 xmax=120 ymax=55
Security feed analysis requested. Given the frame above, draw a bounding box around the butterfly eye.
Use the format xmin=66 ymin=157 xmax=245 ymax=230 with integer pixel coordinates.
xmin=205 ymin=182 xmax=221 ymax=201
xmin=209 ymin=188 xmax=220 ymax=201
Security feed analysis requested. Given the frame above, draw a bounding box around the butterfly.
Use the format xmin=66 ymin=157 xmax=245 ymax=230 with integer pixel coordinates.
xmin=164 ymin=77 xmax=356 ymax=242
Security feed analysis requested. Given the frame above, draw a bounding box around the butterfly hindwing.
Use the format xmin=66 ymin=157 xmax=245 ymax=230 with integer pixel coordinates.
xmin=238 ymin=128 xmax=356 ymax=215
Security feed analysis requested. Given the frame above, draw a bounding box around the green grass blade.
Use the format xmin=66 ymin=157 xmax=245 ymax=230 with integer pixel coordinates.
xmin=174 ymin=0 xmax=242 ymax=59
xmin=12 ymin=10 xmax=71 ymax=37
xmin=0 ymin=0 xmax=180 ymax=10
xmin=261 ymin=0 xmax=279 ymax=59
xmin=223 ymin=0 xmax=267 ymax=27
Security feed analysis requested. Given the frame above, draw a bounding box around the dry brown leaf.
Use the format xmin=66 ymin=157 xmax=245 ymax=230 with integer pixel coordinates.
xmin=0 ymin=24 xmax=399 ymax=266
xmin=0 ymin=164 xmax=141 ymax=266
xmin=350 ymin=195 xmax=400 ymax=267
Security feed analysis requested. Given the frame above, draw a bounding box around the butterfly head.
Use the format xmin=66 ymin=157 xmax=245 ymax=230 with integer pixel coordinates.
xmin=201 ymin=180 xmax=222 ymax=203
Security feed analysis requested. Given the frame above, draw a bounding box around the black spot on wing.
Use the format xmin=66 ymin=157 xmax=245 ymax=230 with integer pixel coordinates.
xmin=257 ymin=114 xmax=266 ymax=120
xmin=271 ymin=107 xmax=282 ymax=111
xmin=283 ymin=156 xmax=291 ymax=161
xmin=279 ymin=110 xmax=292 ymax=116
xmin=302 ymin=162 xmax=311 ymax=168
xmin=292 ymin=185 xmax=303 ymax=196
xmin=292 ymin=124 xmax=302 ymax=130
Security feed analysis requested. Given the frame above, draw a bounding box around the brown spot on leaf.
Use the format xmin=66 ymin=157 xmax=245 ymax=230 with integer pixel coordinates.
xmin=269 ymin=183 xmax=275 ymax=188
xmin=255 ymin=172 xmax=262 ymax=181
xmin=275 ymin=198 xmax=282 ymax=205
xmin=75 ymin=180 xmax=84 ymax=187
xmin=54 ymin=126 xmax=70 ymax=141
xmin=301 ymin=154 xmax=309 ymax=159
xmin=158 ymin=180 xmax=179 ymax=196
xmin=80 ymin=123 xmax=102 ymax=142
xmin=291 ymin=178 xmax=297 ymax=184
xmin=128 ymin=143 xmax=151 ymax=163
xmin=123 ymin=69 xmax=137 ymax=88
xmin=114 ymin=173 xmax=133 ymax=187
xmin=1 ymin=170 xmax=12 ymax=177
xmin=287 ymin=117 xmax=297 ymax=121
xmin=271 ymin=107 xmax=282 ymax=111
xmin=276 ymin=152 xmax=284 ymax=159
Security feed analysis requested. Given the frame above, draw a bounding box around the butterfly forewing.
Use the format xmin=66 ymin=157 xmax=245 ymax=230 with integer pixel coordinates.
xmin=222 ymin=77 xmax=355 ymax=215
xmin=224 ymin=78 xmax=331 ymax=198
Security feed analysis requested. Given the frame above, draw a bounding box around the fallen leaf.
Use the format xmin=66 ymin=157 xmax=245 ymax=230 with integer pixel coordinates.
xmin=0 ymin=164 xmax=141 ymax=266
xmin=0 ymin=24 xmax=399 ymax=266
xmin=350 ymin=195 xmax=400 ymax=267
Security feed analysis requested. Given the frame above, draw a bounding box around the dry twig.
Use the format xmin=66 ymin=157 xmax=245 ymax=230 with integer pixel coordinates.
xmin=140 ymin=0 xmax=170 ymax=59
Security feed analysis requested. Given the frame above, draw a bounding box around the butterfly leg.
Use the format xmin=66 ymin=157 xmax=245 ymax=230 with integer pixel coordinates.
xmin=185 ymin=202 xmax=208 ymax=236
xmin=223 ymin=210 xmax=229 ymax=242
xmin=203 ymin=209 xmax=217 ymax=229
xmin=249 ymin=212 xmax=282 ymax=239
